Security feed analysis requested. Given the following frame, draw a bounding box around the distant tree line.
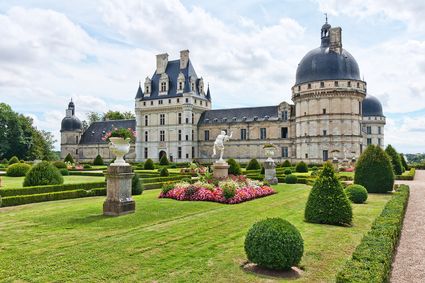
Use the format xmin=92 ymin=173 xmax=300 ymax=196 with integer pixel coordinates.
xmin=82 ymin=110 xmax=135 ymax=130
xmin=0 ymin=103 xmax=56 ymax=160
xmin=405 ymin=153 xmax=425 ymax=164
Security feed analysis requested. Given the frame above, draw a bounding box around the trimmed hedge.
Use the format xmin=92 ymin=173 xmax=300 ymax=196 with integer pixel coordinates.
xmin=69 ymin=171 xmax=104 ymax=176
xmin=53 ymin=161 xmax=67 ymax=169
xmin=0 ymin=182 xmax=106 ymax=197
xmin=144 ymin=159 xmax=155 ymax=170
xmin=23 ymin=161 xmax=64 ymax=187
xmin=6 ymin=163 xmax=31 ymax=177
xmin=295 ymin=161 xmax=308 ymax=173
xmin=282 ymin=160 xmax=291 ymax=167
xmin=284 ymin=174 xmax=298 ymax=184
xmin=336 ymin=185 xmax=410 ymax=282
xmin=396 ymin=168 xmax=416 ymax=180
xmin=2 ymin=189 xmax=89 ymax=207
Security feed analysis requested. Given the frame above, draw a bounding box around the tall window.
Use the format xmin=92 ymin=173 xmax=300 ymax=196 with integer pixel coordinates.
xmin=378 ymin=138 xmax=382 ymax=146
xmin=178 ymin=81 xmax=183 ymax=90
xmin=204 ymin=130 xmax=209 ymax=141
xmin=178 ymin=130 xmax=182 ymax=141
xmin=144 ymin=115 xmax=148 ymax=126
xmin=320 ymin=81 xmax=325 ymax=88
xmin=185 ymin=117 xmax=189 ymax=124
xmin=322 ymin=108 xmax=326 ymax=114
xmin=144 ymin=147 xmax=148 ymax=159
xmin=178 ymin=113 xmax=182 ymax=124
xmin=260 ymin=128 xmax=267 ymax=139
xmin=378 ymin=126 xmax=382 ymax=135
xmin=348 ymin=81 xmax=351 ymax=87
xmin=160 ymin=81 xmax=167 ymax=92
xmin=76 ymin=136 xmax=79 ymax=143
xmin=281 ymin=127 xmax=288 ymax=138
xmin=160 ymin=114 xmax=165 ymax=125
xmin=282 ymin=111 xmax=288 ymax=121
xmin=145 ymin=86 xmax=150 ymax=93
xmin=307 ymin=83 xmax=311 ymax=89
xmin=334 ymin=81 xmax=339 ymax=87
xmin=192 ymin=130 xmax=194 ymax=141
xmin=323 ymin=130 xmax=327 ymax=136
xmin=185 ymin=134 xmax=189 ymax=141
xmin=144 ymin=131 xmax=148 ymax=142
xmin=192 ymin=147 xmax=195 ymax=158
xmin=282 ymin=147 xmax=288 ymax=158
xmin=240 ymin=128 xmax=247 ymax=140
xmin=192 ymin=113 xmax=195 ymax=124
xmin=160 ymin=130 xmax=165 ymax=142
xmin=367 ymin=138 xmax=372 ymax=145
xmin=158 ymin=100 xmax=163 ymax=105
xmin=178 ymin=147 xmax=182 ymax=159
xmin=366 ymin=126 xmax=372 ymax=134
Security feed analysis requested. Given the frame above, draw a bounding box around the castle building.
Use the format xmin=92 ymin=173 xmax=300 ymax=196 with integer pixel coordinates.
xmin=61 ymin=21 xmax=385 ymax=164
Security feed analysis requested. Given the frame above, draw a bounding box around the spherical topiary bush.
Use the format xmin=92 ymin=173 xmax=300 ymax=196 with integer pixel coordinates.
xmin=345 ymin=184 xmax=368 ymax=204
xmin=295 ymin=161 xmax=308 ymax=173
xmin=6 ymin=163 xmax=31 ymax=177
xmin=305 ymin=162 xmax=352 ymax=226
xmin=59 ymin=168 xmax=69 ymax=176
xmin=385 ymin=144 xmax=403 ymax=175
xmin=244 ymin=218 xmax=304 ymax=270
xmin=93 ymin=154 xmax=104 ymax=166
xmin=53 ymin=161 xmax=67 ymax=169
xmin=227 ymin=158 xmax=241 ymax=175
xmin=246 ymin=158 xmax=261 ymax=170
xmin=282 ymin=160 xmax=291 ymax=167
xmin=284 ymin=168 xmax=292 ymax=175
xmin=132 ymin=174 xmax=144 ymax=195
xmin=354 ymin=145 xmax=394 ymax=193
xmin=144 ymin=158 xmax=155 ymax=170
xmin=285 ymin=174 xmax=297 ymax=184
xmin=8 ymin=156 xmax=19 ymax=165
xmin=159 ymin=155 xmax=169 ymax=166
xmin=23 ymin=161 xmax=64 ymax=187
xmin=159 ymin=167 xmax=169 ymax=177
xmin=64 ymin=153 xmax=74 ymax=164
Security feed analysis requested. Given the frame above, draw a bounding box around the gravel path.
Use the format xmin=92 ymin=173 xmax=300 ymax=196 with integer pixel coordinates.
xmin=391 ymin=170 xmax=425 ymax=283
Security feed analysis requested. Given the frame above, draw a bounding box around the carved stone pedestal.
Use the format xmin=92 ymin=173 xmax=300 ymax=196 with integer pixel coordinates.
xmin=213 ymin=160 xmax=229 ymax=179
xmin=103 ymin=165 xmax=135 ymax=216
xmin=263 ymin=160 xmax=278 ymax=185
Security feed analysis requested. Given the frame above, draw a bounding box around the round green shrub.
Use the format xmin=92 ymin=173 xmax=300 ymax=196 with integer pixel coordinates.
xmin=284 ymin=168 xmax=292 ymax=175
xmin=23 ymin=161 xmax=64 ymax=187
xmin=132 ymin=174 xmax=144 ymax=195
xmin=354 ymin=145 xmax=394 ymax=193
xmin=159 ymin=155 xmax=169 ymax=166
xmin=227 ymin=158 xmax=241 ymax=175
xmin=53 ymin=161 xmax=67 ymax=169
xmin=305 ymin=162 xmax=352 ymax=226
xmin=246 ymin=159 xmax=261 ymax=170
xmin=345 ymin=184 xmax=368 ymax=204
xmin=159 ymin=167 xmax=169 ymax=177
xmin=285 ymin=174 xmax=298 ymax=184
xmin=93 ymin=155 xmax=104 ymax=166
xmin=295 ymin=161 xmax=308 ymax=173
xmin=244 ymin=218 xmax=304 ymax=270
xmin=8 ymin=156 xmax=19 ymax=165
xmin=282 ymin=160 xmax=291 ymax=167
xmin=64 ymin=153 xmax=74 ymax=164
xmin=59 ymin=168 xmax=69 ymax=176
xmin=144 ymin=159 xmax=154 ymax=170
xmin=385 ymin=145 xmax=403 ymax=175
xmin=6 ymin=163 xmax=31 ymax=177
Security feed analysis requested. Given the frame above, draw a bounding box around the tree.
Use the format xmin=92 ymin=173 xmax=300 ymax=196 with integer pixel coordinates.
xmin=304 ymin=162 xmax=352 ymax=226
xmin=385 ymin=145 xmax=403 ymax=175
xmin=400 ymin=153 xmax=408 ymax=170
xmin=159 ymin=155 xmax=169 ymax=166
xmin=103 ymin=110 xmax=135 ymax=121
xmin=354 ymin=145 xmax=394 ymax=193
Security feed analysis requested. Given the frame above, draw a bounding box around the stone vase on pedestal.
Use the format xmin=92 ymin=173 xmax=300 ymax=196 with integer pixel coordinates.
xmin=263 ymin=160 xmax=278 ymax=185
xmin=103 ymin=137 xmax=135 ymax=216
xmin=213 ymin=160 xmax=229 ymax=179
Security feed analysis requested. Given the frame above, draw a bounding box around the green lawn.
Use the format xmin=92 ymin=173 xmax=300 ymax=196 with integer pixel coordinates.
xmin=0 ymin=175 xmax=105 ymax=188
xmin=0 ymin=184 xmax=391 ymax=282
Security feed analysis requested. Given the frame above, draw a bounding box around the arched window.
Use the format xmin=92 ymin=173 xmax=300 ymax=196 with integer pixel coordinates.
xmin=161 ymin=82 xmax=167 ymax=92
xmin=179 ymin=81 xmax=183 ymax=90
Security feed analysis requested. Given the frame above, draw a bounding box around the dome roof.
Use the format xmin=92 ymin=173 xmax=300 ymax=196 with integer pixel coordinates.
xmin=61 ymin=116 xmax=82 ymax=132
xmin=362 ymin=95 xmax=384 ymax=117
xmin=295 ymin=22 xmax=361 ymax=85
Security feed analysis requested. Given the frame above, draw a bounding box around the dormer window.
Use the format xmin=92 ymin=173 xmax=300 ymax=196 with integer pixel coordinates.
xmin=178 ymin=81 xmax=183 ymax=90
xmin=144 ymin=77 xmax=151 ymax=97
xmin=191 ymin=82 xmax=195 ymax=92
xmin=160 ymin=82 xmax=167 ymax=92
xmin=159 ymin=73 xmax=169 ymax=95
xmin=177 ymin=72 xmax=185 ymax=93
xmin=145 ymin=85 xmax=150 ymax=93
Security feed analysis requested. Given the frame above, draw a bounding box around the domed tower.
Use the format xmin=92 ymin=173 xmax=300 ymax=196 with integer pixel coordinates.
xmin=362 ymin=95 xmax=385 ymax=149
xmin=291 ymin=20 xmax=366 ymax=163
xmin=60 ymin=99 xmax=83 ymax=161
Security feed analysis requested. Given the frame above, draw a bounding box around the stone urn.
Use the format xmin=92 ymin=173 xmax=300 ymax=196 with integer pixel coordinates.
xmin=109 ymin=137 xmax=130 ymax=165
xmin=264 ymin=147 xmax=276 ymax=162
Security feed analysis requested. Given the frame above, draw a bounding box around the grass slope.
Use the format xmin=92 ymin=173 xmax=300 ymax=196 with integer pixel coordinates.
xmin=0 ymin=184 xmax=391 ymax=282
xmin=0 ymin=175 xmax=105 ymax=188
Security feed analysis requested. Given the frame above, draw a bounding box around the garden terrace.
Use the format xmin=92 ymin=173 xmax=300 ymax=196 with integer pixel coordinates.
xmin=0 ymin=184 xmax=392 ymax=282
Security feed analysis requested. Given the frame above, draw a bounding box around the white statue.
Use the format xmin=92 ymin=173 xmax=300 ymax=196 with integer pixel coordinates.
xmin=212 ymin=130 xmax=233 ymax=162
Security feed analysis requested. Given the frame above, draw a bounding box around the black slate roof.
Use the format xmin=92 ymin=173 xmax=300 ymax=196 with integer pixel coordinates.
xmin=362 ymin=95 xmax=384 ymax=117
xmin=198 ymin=106 xmax=279 ymax=124
xmin=139 ymin=59 xmax=206 ymax=101
xmin=79 ymin=119 xmax=136 ymax=144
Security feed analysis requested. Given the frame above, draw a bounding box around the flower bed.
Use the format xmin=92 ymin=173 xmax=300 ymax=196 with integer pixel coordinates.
xmin=159 ymin=175 xmax=275 ymax=204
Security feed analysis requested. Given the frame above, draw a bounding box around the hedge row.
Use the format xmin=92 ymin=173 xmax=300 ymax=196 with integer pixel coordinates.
xmin=142 ymin=175 xmax=191 ymax=184
xmin=395 ymin=168 xmax=416 ymax=181
xmin=335 ymin=185 xmax=410 ymax=282
xmin=69 ymin=171 xmax=105 ymax=176
xmin=0 ymin=182 xmax=106 ymax=197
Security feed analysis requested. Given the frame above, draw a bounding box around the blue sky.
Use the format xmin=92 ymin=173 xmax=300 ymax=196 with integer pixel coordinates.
xmin=0 ymin=0 xmax=424 ymax=153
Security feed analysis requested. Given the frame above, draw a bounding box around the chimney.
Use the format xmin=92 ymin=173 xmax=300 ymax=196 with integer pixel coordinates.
xmin=180 ymin=50 xmax=189 ymax=69
xmin=329 ymin=27 xmax=342 ymax=54
xmin=156 ymin=53 xmax=169 ymax=74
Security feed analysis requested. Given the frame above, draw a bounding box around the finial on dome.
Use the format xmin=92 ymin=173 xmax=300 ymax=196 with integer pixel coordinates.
xmin=324 ymin=13 xmax=328 ymax=24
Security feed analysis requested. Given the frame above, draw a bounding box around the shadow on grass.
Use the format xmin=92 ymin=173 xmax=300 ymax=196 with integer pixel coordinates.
xmin=241 ymin=262 xmax=303 ymax=280
xmin=67 ymin=213 xmax=111 ymax=225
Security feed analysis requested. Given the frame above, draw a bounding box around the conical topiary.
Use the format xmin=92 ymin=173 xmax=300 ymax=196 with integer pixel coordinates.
xmin=227 ymin=158 xmax=241 ymax=175
xmin=400 ymin=153 xmax=408 ymax=171
xmin=355 ymin=145 xmax=394 ymax=193
xmin=305 ymin=162 xmax=352 ymax=226
xmin=385 ymin=145 xmax=403 ymax=175
xmin=159 ymin=154 xmax=169 ymax=166
xmin=246 ymin=158 xmax=261 ymax=170
xmin=64 ymin=153 xmax=74 ymax=164
xmin=93 ymin=154 xmax=104 ymax=166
